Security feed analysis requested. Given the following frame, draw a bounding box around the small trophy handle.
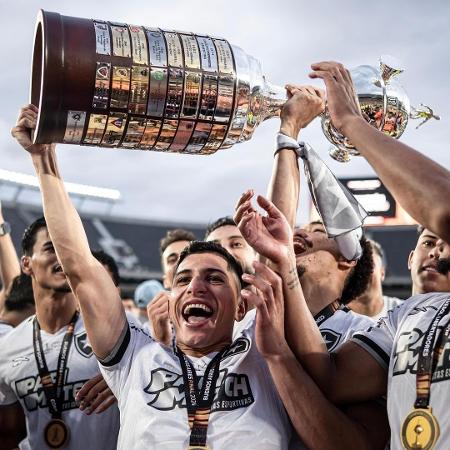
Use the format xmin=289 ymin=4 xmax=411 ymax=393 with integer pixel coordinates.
xmin=409 ymin=104 xmax=441 ymax=129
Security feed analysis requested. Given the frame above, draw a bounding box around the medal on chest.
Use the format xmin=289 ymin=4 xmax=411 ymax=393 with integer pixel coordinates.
xmin=44 ymin=418 xmax=71 ymax=449
xmin=400 ymin=299 xmax=450 ymax=450
xmin=33 ymin=312 xmax=78 ymax=449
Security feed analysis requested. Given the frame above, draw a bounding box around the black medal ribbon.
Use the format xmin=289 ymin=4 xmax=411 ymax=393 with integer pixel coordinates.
xmin=314 ymin=300 xmax=340 ymax=326
xmin=32 ymin=311 xmax=79 ymax=419
xmin=415 ymin=297 xmax=450 ymax=409
xmin=176 ymin=347 xmax=226 ymax=448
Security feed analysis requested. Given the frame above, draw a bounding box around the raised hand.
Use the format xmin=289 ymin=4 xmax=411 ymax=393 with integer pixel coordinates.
xmin=280 ymin=85 xmax=325 ymax=139
xmin=234 ymin=190 xmax=293 ymax=265
xmin=11 ymin=104 xmax=55 ymax=155
xmin=241 ymin=261 xmax=289 ymax=359
xmin=309 ymin=61 xmax=362 ymax=134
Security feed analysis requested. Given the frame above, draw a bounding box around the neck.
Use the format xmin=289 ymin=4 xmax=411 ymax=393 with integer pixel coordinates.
xmin=35 ymin=289 xmax=78 ymax=334
xmin=0 ymin=309 xmax=34 ymax=328
xmin=347 ymin=287 xmax=384 ymax=317
xmin=301 ymin=273 xmax=344 ymax=317
xmin=177 ymin=340 xmax=230 ymax=358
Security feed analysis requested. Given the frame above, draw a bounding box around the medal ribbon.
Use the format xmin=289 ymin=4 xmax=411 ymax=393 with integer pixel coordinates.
xmin=176 ymin=347 xmax=226 ymax=448
xmin=415 ymin=297 xmax=450 ymax=409
xmin=33 ymin=311 xmax=79 ymax=419
xmin=314 ymin=300 xmax=340 ymax=326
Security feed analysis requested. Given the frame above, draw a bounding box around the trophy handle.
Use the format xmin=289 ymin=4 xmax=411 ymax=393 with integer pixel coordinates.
xmin=409 ymin=103 xmax=441 ymax=129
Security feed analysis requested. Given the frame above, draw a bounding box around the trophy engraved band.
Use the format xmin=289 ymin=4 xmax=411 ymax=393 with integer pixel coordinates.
xmin=32 ymin=10 xmax=286 ymax=155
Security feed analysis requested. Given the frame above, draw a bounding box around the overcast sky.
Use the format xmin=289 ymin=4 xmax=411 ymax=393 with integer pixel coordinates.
xmin=0 ymin=0 xmax=448 ymax=225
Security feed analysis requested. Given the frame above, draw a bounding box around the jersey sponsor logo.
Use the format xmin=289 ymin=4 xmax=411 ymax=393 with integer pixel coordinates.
xmin=393 ymin=325 xmax=450 ymax=383
xmin=320 ymin=329 xmax=342 ymax=352
xmin=14 ymin=369 xmax=87 ymax=412
xmin=74 ymin=331 xmax=93 ymax=358
xmin=144 ymin=367 xmax=254 ymax=412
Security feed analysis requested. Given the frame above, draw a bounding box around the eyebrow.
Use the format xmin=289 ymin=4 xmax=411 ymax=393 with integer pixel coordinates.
xmin=422 ymin=235 xmax=438 ymax=240
xmin=166 ymin=252 xmax=179 ymax=260
xmin=174 ymin=267 xmax=228 ymax=278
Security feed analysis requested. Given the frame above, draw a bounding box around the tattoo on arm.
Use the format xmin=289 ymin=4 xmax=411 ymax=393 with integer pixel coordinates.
xmin=286 ymin=266 xmax=300 ymax=290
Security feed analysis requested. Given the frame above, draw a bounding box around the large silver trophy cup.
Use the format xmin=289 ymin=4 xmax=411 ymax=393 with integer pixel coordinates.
xmin=31 ymin=11 xmax=437 ymax=158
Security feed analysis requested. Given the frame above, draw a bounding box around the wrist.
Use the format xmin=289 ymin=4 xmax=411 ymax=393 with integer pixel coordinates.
xmin=340 ymin=115 xmax=367 ymax=138
xmin=264 ymin=343 xmax=293 ymax=364
xmin=279 ymin=122 xmax=302 ymax=140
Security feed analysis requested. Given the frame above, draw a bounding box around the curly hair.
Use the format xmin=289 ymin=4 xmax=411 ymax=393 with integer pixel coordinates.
xmin=340 ymin=236 xmax=374 ymax=304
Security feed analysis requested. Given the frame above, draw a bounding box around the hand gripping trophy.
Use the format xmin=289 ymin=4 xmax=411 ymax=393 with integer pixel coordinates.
xmin=31 ymin=11 xmax=439 ymax=160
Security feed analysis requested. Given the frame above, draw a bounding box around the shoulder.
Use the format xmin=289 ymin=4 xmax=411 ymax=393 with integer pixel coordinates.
xmin=0 ymin=316 xmax=33 ymax=345
xmin=337 ymin=306 xmax=375 ymax=330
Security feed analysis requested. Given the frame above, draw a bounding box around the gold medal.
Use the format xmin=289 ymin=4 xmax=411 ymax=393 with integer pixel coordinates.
xmin=44 ymin=419 xmax=70 ymax=449
xmin=401 ymin=407 xmax=439 ymax=450
xmin=186 ymin=446 xmax=210 ymax=450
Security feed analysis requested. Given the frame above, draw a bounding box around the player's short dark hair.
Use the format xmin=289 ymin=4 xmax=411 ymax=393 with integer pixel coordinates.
xmin=417 ymin=224 xmax=425 ymax=236
xmin=4 ymin=273 xmax=35 ymax=312
xmin=174 ymin=240 xmax=247 ymax=290
xmin=21 ymin=217 xmax=47 ymax=255
xmin=204 ymin=217 xmax=236 ymax=239
xmin=341 ymin=236 xmax=374 ymax=305
xmin=92 ymin=249 xmax=120 ymax=286
xmin=160 ymin=229 xmax=196 ymax=255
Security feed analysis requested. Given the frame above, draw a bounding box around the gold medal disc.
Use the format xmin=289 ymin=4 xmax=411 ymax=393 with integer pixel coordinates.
xmin=44 ymin=419 xmax=70 ymax=449
xmin=186 ymin=446 xmax=210 ymax=450
xmin=401 ymin=408 xmax=439 ymax=450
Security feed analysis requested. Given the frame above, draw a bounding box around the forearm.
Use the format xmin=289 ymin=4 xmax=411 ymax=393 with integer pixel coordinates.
xmin=0 ymin=208 xmax=21 ymax=307
xmin=277 ymin=256 xmax=333 ymax=391
xmin=266 ymin=150 xmax=299 ymax=229
xmin=343 ymin=117 xmax=450 ymax=241
xmin=266 ymin=350 xmax=374 ymax=450
xmin=32 ymin=148 xmax=93 ymax=269
xmin=31 ymin=149 xmax=125 ymax=358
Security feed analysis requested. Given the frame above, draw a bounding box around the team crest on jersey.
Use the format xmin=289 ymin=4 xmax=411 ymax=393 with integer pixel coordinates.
xmin=144 ymin=367 xmax=254 ymax=412
xmin=320 ymin=329 xmax=342 ymax=352
xmin=393 ymin=326 xmax=450 ymax=383
xmin=74 ymin=331 xmax=93 ymax=358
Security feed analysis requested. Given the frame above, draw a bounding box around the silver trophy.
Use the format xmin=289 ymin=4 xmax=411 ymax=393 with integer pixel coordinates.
xmin=322 ymin=56 xmax=439 ymax=162
xmin=32 ymin=12 xmax=438 ymax=157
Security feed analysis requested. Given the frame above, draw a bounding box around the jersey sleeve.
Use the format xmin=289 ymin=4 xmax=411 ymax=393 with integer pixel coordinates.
xmin=98 ymin=319 xmax=154 ymax=397
xmin=351 ymin=307 xmax=400 ymax=371
xmin=0 ymin=368 xmax=18 ymax=406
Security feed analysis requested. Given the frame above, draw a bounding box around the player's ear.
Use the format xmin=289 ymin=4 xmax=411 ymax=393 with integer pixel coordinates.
xmin=235 ymin=295 xmax=247 ymax=322
xmin=21 ymin=255 xmax=33 ymax=276
xmin=407 ymin=250 xmax=414 ymax=270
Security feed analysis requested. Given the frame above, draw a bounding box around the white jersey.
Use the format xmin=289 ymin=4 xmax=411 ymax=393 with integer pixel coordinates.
xmin=0 ymin=315 xmax=120 ymax=450
xmin=352 ymin=292 xmax=450 ymax=450
xmin=100 ymin=318 xmax=291 ymax=450
xmin=370 ymin=295 xmax=403 ymax=322
xmin=0 ymin=320 xmax=13 ymax=338
xmin=318 ymin=306 xmax=375 ymax=352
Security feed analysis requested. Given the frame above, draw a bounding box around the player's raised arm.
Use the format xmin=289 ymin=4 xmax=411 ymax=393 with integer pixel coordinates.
xmin=0 ymin=201 xmax=21 ymax=308
xmin=266 ymin=85 xmax=324 ymax=228
xmin=11 ymin=105 xmax=126 ymax=359
xmin=234 ymin=193 xmax=387 ymax=402
xmin=310 ymin=61 xmax=450 ymax=243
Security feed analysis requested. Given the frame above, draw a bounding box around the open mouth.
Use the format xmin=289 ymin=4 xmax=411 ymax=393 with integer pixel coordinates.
xmin=293 ymin=236 xmax=310 ymax=255
xmin=182 ymin=302 xmax=214 ymax=325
